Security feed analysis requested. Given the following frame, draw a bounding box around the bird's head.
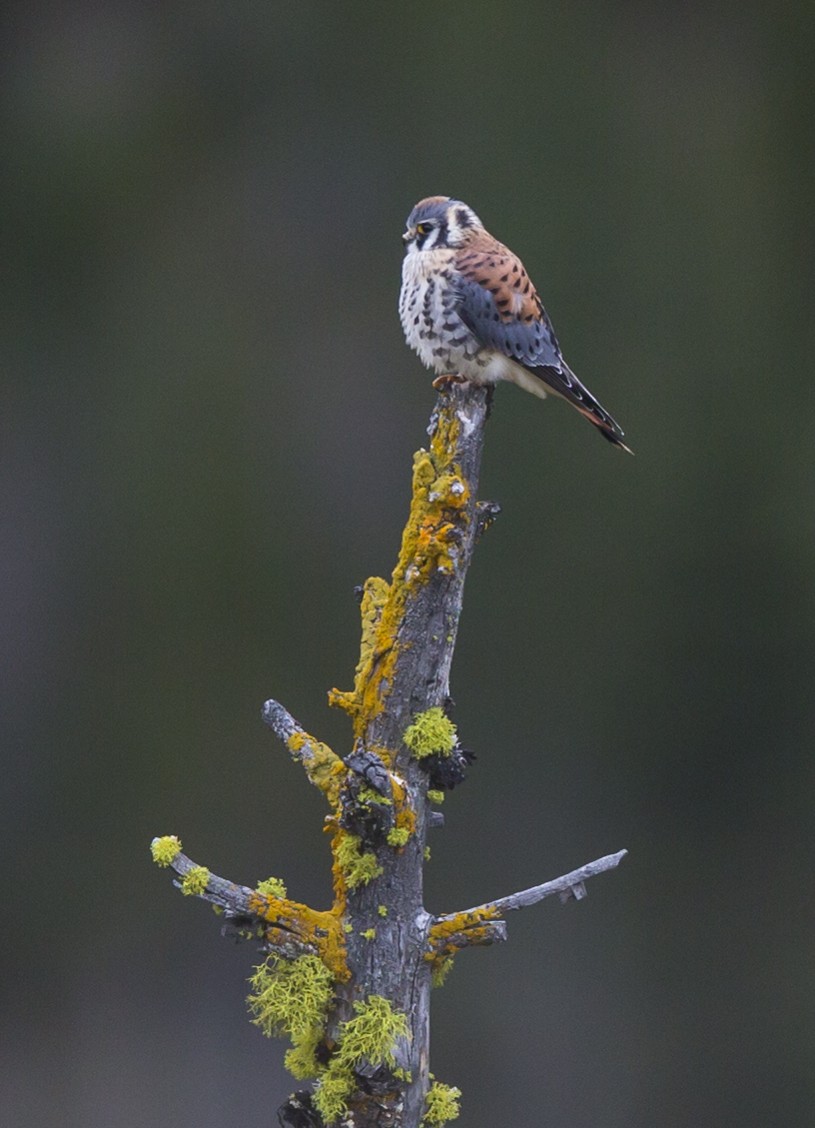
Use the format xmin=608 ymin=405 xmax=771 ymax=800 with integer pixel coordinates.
xmin=402 ymin=196 xmax=482 ymax=252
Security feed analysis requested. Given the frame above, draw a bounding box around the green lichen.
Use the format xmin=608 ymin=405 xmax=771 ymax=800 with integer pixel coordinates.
xmin=403 ymin=707 xmax=457 ymax=759
xmin=361 ymin=928 xmax=376 ymax=941
xmin=181 ymin=865 xmax=210 ymax=895
xmin=150 ymin=835 xmax=182 ymax=867
xmin=423 ymin=1080 xmax=462 ymax=1125
xmin=313 ymin=995 xmax=410 ymax=1123
xmin=255 ymin=875 xmax=288 ymax=899
xmin=427 ymin=789 xmax=445 ymax=804
xmin=393 ymin=1067 xmax=413 ymax=1083
xmin=424 ymin=846 xmax=431 ymax=862
xmin=335 ymin=833 xmax=384 ymax=889
xmin=431 ymin=956 xmax=455 ymax=988
xmin=247 ymin=954 xmax=334 ymax=1080
xmin=313 ymin=1069 xmax=354 ymax=1124
xmin=358 ymin=786 xmax=392 ymax=807
xmin=377 ymin=905 xmax=388 ymax=918
xmin=387 ymin=826 xmax=411 ymax=847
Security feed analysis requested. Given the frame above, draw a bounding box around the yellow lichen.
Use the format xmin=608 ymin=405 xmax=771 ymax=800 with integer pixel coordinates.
xmin=357 ymin=786 xmax=392 ymax=807
xmin=150 ymin=835 xmax=182 ymax=867
xmin=387 ymin=827 xmax=410 ymax=848
xmin=313 ymin=1069 xmax=355 ymax=1124
xmin=431 ymin=956 xmax=455 ymax=988
xmin=427 ymin=789 xmax=445 ymax=804
xmin=285 ymin=729 xmax=345 ymax=805
xmin=255 ymin=875 xmax=288 ymax=899
xmin=361 ymin=928 xmax=376 ymax=941
xmin=403 ymin=707 xmax=457 ymax=759
xmin=329 ymin=400 xmax=471 ymax=741
xmin=334 ymin=832 xmax=383 ymax=890
xmin=181 ymin=865 xmax=210 ymax=896
xmin=423 ymin=1080 xmax=462 ymax=1125
xmin=247 ymin=953 xmax=334 ymax=1080
xmin=313 ymin=996 xmax=410 ymax=1122
xmin=377 ymin=905 xmax=388 ymax=918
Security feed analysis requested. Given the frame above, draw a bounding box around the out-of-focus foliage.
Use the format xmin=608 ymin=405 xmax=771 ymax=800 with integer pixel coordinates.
xmin=2 ymin=4 xmax=813 ymax=1126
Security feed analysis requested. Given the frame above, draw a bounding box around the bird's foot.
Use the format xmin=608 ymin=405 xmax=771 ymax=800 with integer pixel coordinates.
xmin=432 ymin=373 xmax=468 ymax=390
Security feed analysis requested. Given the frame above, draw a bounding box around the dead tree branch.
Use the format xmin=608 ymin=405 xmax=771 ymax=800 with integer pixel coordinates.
xmin=151 ymin=383 xmax=627 ymax=1128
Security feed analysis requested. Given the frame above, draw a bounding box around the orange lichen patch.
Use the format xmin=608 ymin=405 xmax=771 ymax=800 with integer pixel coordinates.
xmin=426 ymin=907 xmax=503 ymax=961
xmin=330 ymin=402 xmax=473 ymax=741
xmin=390 ymin=776 xmax=417 ymax=842
xmin=328 ymin=578 xmax=391 ymax=722
xmin=247 ymin=891 xmax=349 ymax=981
xmin=356 ymin=578 xmax=390 ymax=680
xmin=328 ymin=824 xmax=350 ymax=912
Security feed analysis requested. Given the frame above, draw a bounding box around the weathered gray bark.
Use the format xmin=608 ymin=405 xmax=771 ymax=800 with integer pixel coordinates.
xmin=151 ymin=383 xmax=627 ymax=1128
xmin=328 ymin=384 xmax=493 ymax=1126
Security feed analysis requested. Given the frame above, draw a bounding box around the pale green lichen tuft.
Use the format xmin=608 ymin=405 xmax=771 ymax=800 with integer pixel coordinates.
xmin=403 ymin=707 xmax=457 ymax=759
xmin=255 ymin=875 xmax=288 ymax=899
xmin=427 ymin=789 xmax=445 ymax=804
xmin=423 ymin=1080 xmax=462 ymax=1125
xmin=335 ymin=833 xmax=384 ymax=889
xmin=377 ymin=905 xmax=388 ymax=918
xmin=181 ymin=865 xmax=210 ymax=895
xmin=358 ymin=786 xmax=392 ymax=807
xmin=150 ymin=835 xmax=182 ymax=867
xmin=361 ymin=928 xmax=376 ymax=941
xmin=312 ymin=1068 xmax=353 ymax=1124
xmin=387 ymin=826 xmax=411 ymax=847
xmin=424 ymin=846 xmax=432 ymax=862
xmin=247 ymin=954 xmax=334 ymax=1080
xmin=431 ymin=956 xmax=455 ymax=988
xmin=393 ymin=1067 xmax=413 ymax=1083
xmin=313 ymin=995 xmax=410 ymax=1122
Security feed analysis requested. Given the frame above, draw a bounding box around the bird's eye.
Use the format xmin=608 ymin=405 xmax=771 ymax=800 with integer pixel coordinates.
xmin=416 ymin=222 xmax=432 ymax=236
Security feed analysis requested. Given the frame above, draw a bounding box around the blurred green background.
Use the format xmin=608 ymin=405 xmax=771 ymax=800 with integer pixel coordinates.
xmin=3 ymin=3 xmax=813 ymax=1125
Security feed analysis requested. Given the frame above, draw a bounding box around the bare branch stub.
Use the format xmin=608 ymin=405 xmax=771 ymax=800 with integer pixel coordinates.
xmin=429 ymin=849 xmax=629 ymax=956
xmin=155 ymin=846 xmax=346 ymax=974
xmin=262 ymin=699 xmax=345 ymax=806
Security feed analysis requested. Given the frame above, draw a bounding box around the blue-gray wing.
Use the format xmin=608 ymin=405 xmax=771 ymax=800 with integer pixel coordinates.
xmin=452 ymin=244 xmax=564 ymax=370
xmin=452 ymin=240 xmax=631 ymax=449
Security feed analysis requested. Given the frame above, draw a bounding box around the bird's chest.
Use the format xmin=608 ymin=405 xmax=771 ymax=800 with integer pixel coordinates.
xmin=399 ymin=254 xmax=476 ymax=372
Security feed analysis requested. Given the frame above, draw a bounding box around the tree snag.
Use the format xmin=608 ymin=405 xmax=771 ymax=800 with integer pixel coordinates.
xmin=151 ymin=382 xmax=627 ymax=1127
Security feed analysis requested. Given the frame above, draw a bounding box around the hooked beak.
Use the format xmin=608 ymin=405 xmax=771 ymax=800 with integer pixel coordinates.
xmin=402 ymin=229 xmax=412 ymax=245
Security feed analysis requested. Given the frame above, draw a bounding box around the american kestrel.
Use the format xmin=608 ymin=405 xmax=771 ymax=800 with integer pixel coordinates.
xmin=399 ymin=196 xmax=632 ymax=453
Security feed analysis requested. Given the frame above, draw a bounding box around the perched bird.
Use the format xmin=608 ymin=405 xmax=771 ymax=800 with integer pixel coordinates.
xmin=399 ymin=196 xmax=632 ymax=452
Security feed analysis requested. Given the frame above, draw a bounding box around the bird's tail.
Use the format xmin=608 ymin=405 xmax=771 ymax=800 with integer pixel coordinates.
xmin=516 ymin=360 xmax=633 ymax=455
xmin=574 ymin=403 xmax=634 ymax=455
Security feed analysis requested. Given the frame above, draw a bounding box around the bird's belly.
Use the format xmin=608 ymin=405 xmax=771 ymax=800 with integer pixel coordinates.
xmin=399 ymin=268 xmax=500 ymax=381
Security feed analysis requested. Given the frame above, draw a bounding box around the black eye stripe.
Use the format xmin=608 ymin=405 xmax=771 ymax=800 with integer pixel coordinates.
xmin=413 ymin=218 xmax=450 ymax=250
